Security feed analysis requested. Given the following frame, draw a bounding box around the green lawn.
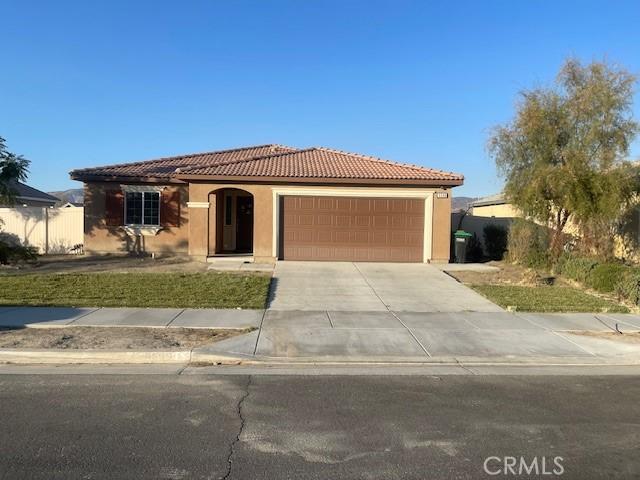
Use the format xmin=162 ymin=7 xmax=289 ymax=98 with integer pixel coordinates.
xmin=0 ymin=272 xmax=271 ymax=309
xmin=471 ymin=285 xmax=629 ymax=313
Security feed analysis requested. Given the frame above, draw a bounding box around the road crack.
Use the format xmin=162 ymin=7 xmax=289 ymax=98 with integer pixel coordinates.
xmin=221 ymin=375 xmax=252 ymax=480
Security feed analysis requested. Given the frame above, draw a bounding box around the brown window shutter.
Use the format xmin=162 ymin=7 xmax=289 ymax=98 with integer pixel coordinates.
xmin=105 ymin=190 xmax=124 ymax=226
xmin=160 ymin=189 xmax=180 ymax=227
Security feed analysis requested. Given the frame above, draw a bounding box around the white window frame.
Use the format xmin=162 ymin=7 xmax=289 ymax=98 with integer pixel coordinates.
xmin=122 ymin=185 xmax=165 ymax=229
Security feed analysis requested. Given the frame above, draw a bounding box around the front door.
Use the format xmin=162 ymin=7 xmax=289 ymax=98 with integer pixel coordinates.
xmin=235 ymin=196 xmax=253 ymax=253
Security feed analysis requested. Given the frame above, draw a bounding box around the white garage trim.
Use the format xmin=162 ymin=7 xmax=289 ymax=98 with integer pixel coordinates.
xmin=271 ymin=186 xmax=436 ymax=263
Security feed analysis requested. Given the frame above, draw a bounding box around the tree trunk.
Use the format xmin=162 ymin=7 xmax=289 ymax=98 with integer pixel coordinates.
xmin=549 ymin=209 xmax=570 ymax=258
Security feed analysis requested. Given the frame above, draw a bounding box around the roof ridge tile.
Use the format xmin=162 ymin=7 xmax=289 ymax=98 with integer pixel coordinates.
xmin=175 ymin=147 xmax=315 ymax=173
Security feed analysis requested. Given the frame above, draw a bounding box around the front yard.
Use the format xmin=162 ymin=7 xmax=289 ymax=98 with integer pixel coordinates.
xmin=450 ymin=262 xmax=630 ymax=313
xmin=0 ymin=272 xmax=271 ymax=309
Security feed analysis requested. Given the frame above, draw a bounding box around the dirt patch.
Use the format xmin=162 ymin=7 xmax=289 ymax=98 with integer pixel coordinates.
xmin=449 ymin=262 xmax=560 ymax=287
xmin=0 ymin=255 xmax=210 ymax=275
xmin=572 ymin=331 xmax=640 ymax=344
xmin=0 ymin=327 xmax=251 ymax=350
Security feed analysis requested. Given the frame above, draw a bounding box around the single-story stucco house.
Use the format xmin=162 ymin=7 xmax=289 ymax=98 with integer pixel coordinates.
xmin=70 ymin=145 xmax=463 ymax=263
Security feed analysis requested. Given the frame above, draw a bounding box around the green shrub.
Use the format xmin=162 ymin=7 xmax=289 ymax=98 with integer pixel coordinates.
xmin=483 ymin=224 xmax=508 ymax=260
xmin=0 ymin=233 xmax=38 ymax=265
xmin=615 ymin=272 xmax=640 ymax=306
xmin=561 ymin=256 xmax=598 ymax=284
xmin=586 ymin=263 xmax=630 ymax=293
xmin=506 ymin=219 xmax=550 ymax=269
xmin=466 ymin=233 xmax=484 ymax=262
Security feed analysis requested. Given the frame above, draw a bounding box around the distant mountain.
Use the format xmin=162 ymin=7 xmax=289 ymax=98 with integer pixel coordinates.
xmin=48 ymin=188 xmax=83 ymax=206
xmin=452 ymin=196 xmax=475 ymax=212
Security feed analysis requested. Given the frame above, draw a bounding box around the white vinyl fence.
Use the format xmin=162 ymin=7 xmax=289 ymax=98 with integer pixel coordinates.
xmin=0 ymin=207 xmax=84 ymax=254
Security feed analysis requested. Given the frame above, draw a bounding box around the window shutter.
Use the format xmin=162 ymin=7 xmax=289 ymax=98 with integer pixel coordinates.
xmin=105 ymin=190 xmax=124 ymax=226
xmin=160 ymin=189 xmax=180 ymax=227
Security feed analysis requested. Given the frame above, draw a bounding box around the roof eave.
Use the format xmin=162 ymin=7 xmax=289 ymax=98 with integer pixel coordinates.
xmin=173 ymin=174 xmax=464 ymax=187
xmin=69 ymin=172 xmax=187 ymax=184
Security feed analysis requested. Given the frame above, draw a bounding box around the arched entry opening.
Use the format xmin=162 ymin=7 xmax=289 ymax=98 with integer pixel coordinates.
xmin=208 ymin=188 xmax=254 ymax=256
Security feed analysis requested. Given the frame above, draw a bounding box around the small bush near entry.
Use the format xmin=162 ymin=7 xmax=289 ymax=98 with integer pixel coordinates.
xmin=483 ymin=224 xmax=508 ymax=260
xmin=506 ymin=219 xmax=550 ymax=269
xmin=561 ymin=256 xmax=598 ymax=284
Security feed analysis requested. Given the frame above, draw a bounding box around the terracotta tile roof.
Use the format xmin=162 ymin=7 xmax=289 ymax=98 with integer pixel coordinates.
xmin=175 ymin=147 xmax=464 ymax=183
xmin=70 ymin=145 xmax=294 ymax=180
xmin=71 ymin=145 xmax=463 ymax=185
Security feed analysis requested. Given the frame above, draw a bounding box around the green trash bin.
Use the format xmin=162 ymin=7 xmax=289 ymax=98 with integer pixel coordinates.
xmin=453 ymin=230 xmax=473 ymax=263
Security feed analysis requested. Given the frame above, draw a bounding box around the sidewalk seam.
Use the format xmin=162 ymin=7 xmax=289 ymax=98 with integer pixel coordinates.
xmin=165 ymin=309 xmax=186 ymax=328
xmin=66 ymin=307 xmax=103 ymax=326
xmin=550 ymin=331 xmax=599 ymax=357
xmin=326 ymin=311 xmax=334 ymax=328
xmin=252 ymin=310 xmax=267 ymax=355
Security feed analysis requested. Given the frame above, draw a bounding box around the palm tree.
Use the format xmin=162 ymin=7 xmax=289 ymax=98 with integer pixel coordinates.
xmin=0 ymin=137 xmax=30 ymax=205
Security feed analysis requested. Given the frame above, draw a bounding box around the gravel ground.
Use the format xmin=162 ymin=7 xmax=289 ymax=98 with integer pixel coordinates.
xmin=0 ymin=326 xmax=250 ymax=350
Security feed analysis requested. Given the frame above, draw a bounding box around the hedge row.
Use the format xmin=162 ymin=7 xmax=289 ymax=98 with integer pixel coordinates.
xmin=557 ymin=255 xmax=640 ymax=305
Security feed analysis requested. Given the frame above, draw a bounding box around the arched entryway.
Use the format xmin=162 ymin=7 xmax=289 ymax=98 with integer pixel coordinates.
xmin=208 ymin=188 xmax=254 ymax=256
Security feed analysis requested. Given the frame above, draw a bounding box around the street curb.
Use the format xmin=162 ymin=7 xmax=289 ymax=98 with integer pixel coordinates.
xmin=2 ymin=348 xmax=640 ymax=367
xmin=0 ymin=349 xmax=192 ymax=364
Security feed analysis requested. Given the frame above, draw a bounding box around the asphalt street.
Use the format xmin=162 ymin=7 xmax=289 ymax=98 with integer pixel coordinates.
xmin=0 ymin=373 xmax=639 ymax=479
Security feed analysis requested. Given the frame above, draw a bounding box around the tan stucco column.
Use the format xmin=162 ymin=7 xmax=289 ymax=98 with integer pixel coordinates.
xmin=187 ymin=201 xmax=210 ymax=258
xmin=431 ymin=188 xmax=452 ymax=263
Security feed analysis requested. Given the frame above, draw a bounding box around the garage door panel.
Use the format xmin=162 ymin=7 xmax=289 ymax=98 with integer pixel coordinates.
xmin=282 ymin=196 xmax=424 ymax=262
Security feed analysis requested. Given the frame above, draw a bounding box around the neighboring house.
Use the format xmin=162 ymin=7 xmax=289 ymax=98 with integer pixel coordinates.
xmin=1 ymin=180 xmax=60 ymax=207
xmin=70 ymin=144 xmax=463 ymax=263
xmin=468 ymin=192 xmax=640 ymax=258
xmin=469 ymin=193 xmax=519 ymax=218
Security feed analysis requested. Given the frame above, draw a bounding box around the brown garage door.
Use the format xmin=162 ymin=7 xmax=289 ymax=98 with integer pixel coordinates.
xmin=281 ymin=196 xmax=424 ymax=262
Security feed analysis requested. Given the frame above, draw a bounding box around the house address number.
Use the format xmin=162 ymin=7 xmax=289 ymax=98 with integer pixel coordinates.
xmin=435 ymin=192 xmax=449 ymax=198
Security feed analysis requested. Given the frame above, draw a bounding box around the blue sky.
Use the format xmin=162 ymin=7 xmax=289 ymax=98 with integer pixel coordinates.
xmin=2 ymin=0 xmax=639 ymax=197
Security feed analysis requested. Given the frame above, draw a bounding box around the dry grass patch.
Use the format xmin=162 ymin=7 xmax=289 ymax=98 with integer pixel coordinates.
xmin=571 ymin=331 xmax=640 ymax=344
xmin=0 ymin=327 xmax=252 ymax=350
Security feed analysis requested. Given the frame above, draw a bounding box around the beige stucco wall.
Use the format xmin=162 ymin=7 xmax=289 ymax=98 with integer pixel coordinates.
xmin=188 ymin=183 xmax=274 ymax=262
xmin=431 ymin=189 xmax=452 ymax=263
xmin=84 ymin=181 xmax=456 ymax=263
xmin=471 ymin=203 xmax=520 ymax=218
xmin=83 ymin=182 xmax=189 ymax=255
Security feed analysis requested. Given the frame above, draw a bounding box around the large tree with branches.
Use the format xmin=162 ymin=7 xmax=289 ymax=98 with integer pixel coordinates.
xmin=489 ymin=59 xmax=639 ymax=256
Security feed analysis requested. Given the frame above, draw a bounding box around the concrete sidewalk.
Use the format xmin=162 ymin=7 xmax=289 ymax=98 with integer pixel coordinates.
xmin=1 ymin=307 xmax=640 ymax=365
xmin=0 ymin=306 xmax=264 ymax=329
xmin=195 ymin=310 xmax=640 ymax=364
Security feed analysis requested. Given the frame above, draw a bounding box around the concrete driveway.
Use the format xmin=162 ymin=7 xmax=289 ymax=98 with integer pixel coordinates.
xmin=268 ymin=261 xmax=502 ymax=312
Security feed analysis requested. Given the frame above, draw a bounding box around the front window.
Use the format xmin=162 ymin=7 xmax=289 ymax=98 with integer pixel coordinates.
xmin=125 ymin=191 xmax=160 ymax=226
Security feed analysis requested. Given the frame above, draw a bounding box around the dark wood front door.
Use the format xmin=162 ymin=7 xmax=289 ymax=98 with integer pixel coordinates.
xmin=235 ymin=196 xmax=254 ymax=253
xmin=281 ymin=196 xmax=424 ymax=262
